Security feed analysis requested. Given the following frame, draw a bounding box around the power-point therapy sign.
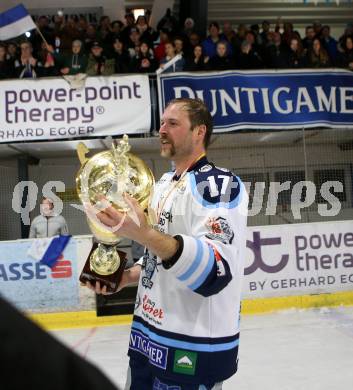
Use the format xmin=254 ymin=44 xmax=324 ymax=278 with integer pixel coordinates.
xmin=243 ymin=220 xmax=353 ymax=298
xmin=0 ymin=75 xmax=151 ymax=142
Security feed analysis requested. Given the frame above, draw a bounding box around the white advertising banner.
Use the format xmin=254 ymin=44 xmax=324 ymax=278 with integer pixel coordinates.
xmin=243 ymin=220 xmax=353 ymax=299
xmin=0 ymin=75 xmax=151 ymax=143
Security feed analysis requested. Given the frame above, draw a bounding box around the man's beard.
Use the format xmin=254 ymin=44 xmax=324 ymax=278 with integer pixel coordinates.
xmin=160 ymin=139 xmax=175 ymax=158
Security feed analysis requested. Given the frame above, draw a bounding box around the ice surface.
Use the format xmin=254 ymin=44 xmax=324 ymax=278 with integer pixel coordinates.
xmin=52 ymin=307 xmax=353 ymax=390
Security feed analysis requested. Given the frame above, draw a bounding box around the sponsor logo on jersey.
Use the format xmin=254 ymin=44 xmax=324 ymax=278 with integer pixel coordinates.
xmin=130 ymin=329 xmax=168 ymax=370
xmin=173 ymin=350 xmax=198 ymax=375
xmin=142 ymin=294 xmax=164 ymax=325
xmin=142 ymin=252 xmax=158 ymax=289
xmin=206 ymin=217 xmax=234 ymax=244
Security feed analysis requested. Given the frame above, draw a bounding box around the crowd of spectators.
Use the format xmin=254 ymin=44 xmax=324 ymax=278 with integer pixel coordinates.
xmin=0 ymin=10 xmax=352 ymax=80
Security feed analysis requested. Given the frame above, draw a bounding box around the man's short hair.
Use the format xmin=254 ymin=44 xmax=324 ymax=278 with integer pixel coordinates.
xmin=167 ymin=98 xmax=213 ymax=148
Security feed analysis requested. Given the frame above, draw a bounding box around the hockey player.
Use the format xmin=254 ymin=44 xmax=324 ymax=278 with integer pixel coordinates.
xmin=84 ymin=98 xmax=248 ymax=390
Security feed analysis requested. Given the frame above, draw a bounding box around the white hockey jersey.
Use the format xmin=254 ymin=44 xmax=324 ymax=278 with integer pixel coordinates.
xmin=128 ymin=156 xmax=248 ymax=385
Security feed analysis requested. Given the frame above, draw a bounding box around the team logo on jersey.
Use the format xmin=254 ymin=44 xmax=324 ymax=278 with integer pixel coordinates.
xmin=142 ymin=252 xmax=158 ymax=289
xmin=206 ymin=217 xmax=234 ymax=244
xmin=199 ymin=164 xmax=212 ymax=173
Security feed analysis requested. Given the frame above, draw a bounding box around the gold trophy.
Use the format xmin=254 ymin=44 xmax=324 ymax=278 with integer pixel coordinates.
xmin=76 ymin=135 xmax=154 ymax=293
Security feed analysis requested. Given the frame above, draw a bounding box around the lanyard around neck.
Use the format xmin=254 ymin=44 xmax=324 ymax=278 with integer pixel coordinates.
xmin=156 ymin=153 xmax=206 ymax=223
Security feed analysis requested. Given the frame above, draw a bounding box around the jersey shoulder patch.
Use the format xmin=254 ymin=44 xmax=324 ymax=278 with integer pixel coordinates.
xmin=190 ymin=163 xmax=242 ymax=208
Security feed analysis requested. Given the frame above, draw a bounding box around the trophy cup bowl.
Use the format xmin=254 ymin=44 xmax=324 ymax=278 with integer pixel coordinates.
xmin=76 ymin=135 xmax=154 ymax=293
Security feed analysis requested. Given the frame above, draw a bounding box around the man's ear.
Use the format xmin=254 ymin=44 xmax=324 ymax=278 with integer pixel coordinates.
xmin=196 ymin=124 xmax=207 ymax=140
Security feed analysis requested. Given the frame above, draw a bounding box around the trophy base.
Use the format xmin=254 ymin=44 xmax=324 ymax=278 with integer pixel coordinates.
xmin=79 ymin=243 xmax=128 ymax=293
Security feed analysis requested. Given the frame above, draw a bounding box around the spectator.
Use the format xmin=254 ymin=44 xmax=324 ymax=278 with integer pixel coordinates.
xmin=86 ymin=41 xmax=115 ymax=76
xmin=126 ymin=28 xmax=142 ymax=59
xmin=132 ymin=41 xmax=158 ymax=73
xmin=181 ymin=17 xmax=195 ymax=38
xmin=0 ymin=44 xmax=14 ymax=79
xmin=112 ymin=37 xmax=131 ymax=73
xmin=111 ymin=20 xmax=124 ymax=36
xmin=202 ymin=22 xmax=231 ymax=59
xmin=266 ymin=31 xmax=290 ymax=68
xmin=14 ymin=41 xmax=40 ymax=78
xmin=154 ymin=29 xmax=170 ymax=62
xmin=313 ymin=20 xmax=323 ymax=36
xmin=282 ymin=22 xmax=294 ymax=47
xmin=338 ymin=35 xmax=353 ymax=70
xmin=245 ymin=31 xmax=262 ymax=57
xmin=260 ymin=20 xmax=271 ymax=46
xmin=29 ymin=197 xmax=68 ymax=238
xmin=302 ymin=25 xmax=316 ymax=52
xmin=235 ymin=40 xmax=263 ymax=69
xmin=173 ymin=37 xmax=184 ymax=56
xmin=135 ymin=15 xmax=158 ymax=47
xmin=221 ymin=21 xmax=236 ymax=44
xmin=307 ymin=38 xmax=331 ymax=68
xmin=288 ymin=37 xmax=307 ymax=68
xmin=208 ymin=41 xmax=234 ymax=71
xmin=37 ymin=41 xmax=58 ymax=77
xmin=321 ymin=25 xmax=338 ymax=64
xmin=97 ymin=16 xmax=114 ymax=51
xmin=184 ymin=44 xmax=208 ymax=71
xmin=232 ymin=24 xmax=248 ymax=52
xmin=6 ymin=41 xmax=18 ymax=62
xmin=84 ymin=24 xmax=98 ymax=52
xmin=184 ymin=31 xmax=201 ymax=57
xmin=77 ymin=16 xmax=88 ymax=38
xmin=59 ymin=17 xmax=82 ymax=54
xmin=159 ymin=42 xmax=185 ymax=73
xmin=48 ymin=40 xmax=88 ymax=75
xmin=31 ymin=15 xmax=53 ymax=54
xmin=121 ymin=12 xmax=136 ymax=44
xmin=157 ymin=8 xmax=179 ymax=34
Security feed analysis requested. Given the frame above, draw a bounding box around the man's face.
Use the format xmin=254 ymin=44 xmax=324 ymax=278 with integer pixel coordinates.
xmin=217 ymin=43 xmax=227 ymax=57
xmin=306 ymin=27 xmax=315 ymax=40
xmin=159 ymin=104 xmax=198 ymax=160
xmin=92 ymin=46 xmax=103 ymax=56
xmin=209 ymin=25 xmax=219 ymax=37
xmin=0 ymin=47 xmax=6 ymax=58
xmin=72 ymin=43 xmax=81 ymax=54
xmin=41 ymin=199 xmax=53 ymax=216
xmin=223 ymin=22 xmax=232 ymax=34
xmin=20 ymin=43 xmax=32 ymax=56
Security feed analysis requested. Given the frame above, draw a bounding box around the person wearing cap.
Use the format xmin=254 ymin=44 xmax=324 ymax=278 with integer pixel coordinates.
xmin=86 ymin=41 xmax=115 ymax=76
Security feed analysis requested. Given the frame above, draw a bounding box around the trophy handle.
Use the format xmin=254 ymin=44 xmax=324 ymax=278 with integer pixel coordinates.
xmin=77 ymin=142 xmax=90 ymax=166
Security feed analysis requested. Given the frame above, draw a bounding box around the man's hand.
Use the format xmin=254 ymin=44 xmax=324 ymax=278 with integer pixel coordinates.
xmin=81 ymin=265 xmax=141 ymax=295
xmin=60 ymin=67 xmax=70 ymax=75
xmin=86 ymin=194 xmax=151 ymax=243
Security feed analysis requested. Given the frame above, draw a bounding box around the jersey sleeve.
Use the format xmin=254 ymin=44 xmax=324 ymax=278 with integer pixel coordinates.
xmin=165 ymin=169 xmax=248 ymax=297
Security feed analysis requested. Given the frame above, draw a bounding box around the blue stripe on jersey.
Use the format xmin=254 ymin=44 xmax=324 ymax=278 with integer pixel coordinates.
xmin=131 ymin=321 xmax=239 ymax=352
xmin=177 ymin=238 xmax=203 ymax=282
xmin=188 ymin=245 xmax=215 ymax=291
xmin=190 ymin=174 xmax=243 ymax=209
xmin=133 ymin=315 xmax=239 ymax=344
